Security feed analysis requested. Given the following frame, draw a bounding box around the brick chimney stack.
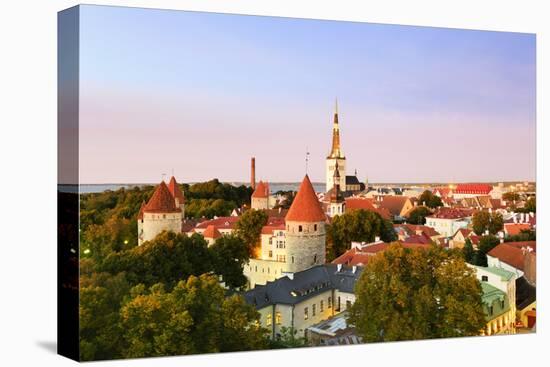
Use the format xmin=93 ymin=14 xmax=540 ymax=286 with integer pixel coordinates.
xmin=251 ymin=157 xmax=256 ymax=190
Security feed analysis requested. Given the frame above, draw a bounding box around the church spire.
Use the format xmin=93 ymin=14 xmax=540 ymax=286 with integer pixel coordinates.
xmin=328 ymin=99 xmax=344 ymax=159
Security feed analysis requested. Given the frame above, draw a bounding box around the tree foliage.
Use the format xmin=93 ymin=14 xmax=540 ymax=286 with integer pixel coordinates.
xmin=348 ymin=243 xmax=486 ymax=342
xmin=406 ymin=206 xmax=432 ymax=225
xmin=502 ymin=192 xmax=520 ymax=202
xmin=234 ymin=209 xmax=268 ymax=256
xmin=472 ymin=211 xmax=503 ymax=236
xmin=120 ymin=275 xmax=268 ymax=359
xmin=209 ymin=235 xmax=250 ymax=289
xmin=269 ymin=326 xmax=307 ymax=349
xmin=419 ymin=190 xmax=443 ymax=208
xmin=326 ymin=209 xmax=397 ymax=261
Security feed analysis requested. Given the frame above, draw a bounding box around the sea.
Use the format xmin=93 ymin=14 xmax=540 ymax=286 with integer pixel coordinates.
xmin=60 ymin=182 xmax=327 ymax=194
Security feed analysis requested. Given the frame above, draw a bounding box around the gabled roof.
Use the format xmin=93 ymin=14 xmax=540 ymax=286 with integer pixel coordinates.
xmin=504 ymin=223 xmax=532 ymax=236
xmin=195 ymin=216 xmax=239 ymax=230
xmin=143 ymin=181 xmax=180 ymax=213
xmin=244 ymin=264 xmax=361 ymax=309
xmin=345 ymin=198 xmax=391 ymax=219
xmin=378 ymin=196 xmax=410 ymax=216
xmin=487 ymin=243 xmax=530 ymax=271
xmin=345 ymin=175 xmax=360 ymax=185
xmin=167 ymin=176 xmax=185 ymax=204
xmin=202 ymin=224 xmax=222 ymax=239
xmin=285 ymin=175 xmax=326 ymax=223
xmin=252 ymin=181 xmax=270 ymax=198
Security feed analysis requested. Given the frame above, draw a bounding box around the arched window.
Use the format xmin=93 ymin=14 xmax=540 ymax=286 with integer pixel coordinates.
xmin=314 ymin=224 xmax=317 ymax=231
xmin=298 ymin=225 xmax=303 ymax=232
xmin=313 ymin=254 xmax=317 ymax=263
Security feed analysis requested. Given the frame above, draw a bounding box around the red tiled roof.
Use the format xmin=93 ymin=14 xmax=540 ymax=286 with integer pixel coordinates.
xmin=345 ymin=198 xmax=392 ymax=220
xmin=504 ymin=223 xmax=532 ymax=236
xmin=454 ymin=183 xmax=493 ymax=195
xmin=195 ymin=216 xmax=239 ymax=230
xmin=427 ymin=207 xmax=473 ymax=219
xmin=402 ymin=224 xmax=440 ymax=238
xmin=252 ymin=181 xmax=270 ymax=198
xmin=379 ymin=196 xmax=410 ymax=216
xmin=433 ymin=187 xmax=451 ymax=197
xmin=143 ymin=181 xmax=180 ymax=213
xmin=285 ymin=175 xmax=326 ymax=223
xmin=403 ymin=233 xmax=432 ymax=245
xmin=202 ymin=224 xmax=222 ymax=239
xmin=487 ymin=243 xmax=529 ymax=271
xmin=168 ymin=176 xmax=185 ymax=204
xmin=503 ymin=241 xmax=536 ymax=253
xmin=453 ymin=228 xmax=472 ymax=239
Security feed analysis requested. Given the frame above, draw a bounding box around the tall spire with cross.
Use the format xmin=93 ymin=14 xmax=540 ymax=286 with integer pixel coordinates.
xmin=328 ymin=98 xmax=343 ymax=159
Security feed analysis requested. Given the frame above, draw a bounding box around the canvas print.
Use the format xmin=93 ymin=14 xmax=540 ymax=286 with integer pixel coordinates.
xmin=58 ymin=4 xmax=536 ymax=362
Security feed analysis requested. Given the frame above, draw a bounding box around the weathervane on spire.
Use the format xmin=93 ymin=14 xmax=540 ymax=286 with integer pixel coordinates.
xmin=305 ymin=146 xmax=310 ymax=174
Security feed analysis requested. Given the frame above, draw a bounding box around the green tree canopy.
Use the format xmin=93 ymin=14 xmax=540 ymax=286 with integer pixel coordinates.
xmin=462 ymin=238 xmax=475 ymax=264
xmin=419 ymin=190 xmax=443 ymax=209
xmin=100 ymin=231 xmax=213 ymax=289
xmin=120 ymin=275 xmax=268 ymax=358
xmin=406 ymin=206 xmax=432 ymax=225
xmin=474 ymin=235 xmax=501 ymax=266
xmin=502 ymin=191 xmax=520 ymax=202
xmin=472 ymin=211 xmax=503 ymax=236
xmin=209 ymin=234 xmax=250 ymax=289
xmin=234 ymin=209 xmax=268 ymax=256
xmin=348 ymin=243 xmax=485 ymax=342
xmin=326 ymin=209 xmax=396 ymax=261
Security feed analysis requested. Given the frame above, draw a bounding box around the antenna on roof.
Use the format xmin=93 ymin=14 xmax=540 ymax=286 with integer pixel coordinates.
xmin=305 ymin=146 xmax=310 ymax=174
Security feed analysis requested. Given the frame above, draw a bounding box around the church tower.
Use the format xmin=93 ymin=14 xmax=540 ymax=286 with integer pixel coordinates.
xmin=329 ymin=161 xmax=345 ymax=217
xmin=326 ymin=100 xmax=346 ymax=192
xmin=284 ymin=175 xmax=327 ymax=273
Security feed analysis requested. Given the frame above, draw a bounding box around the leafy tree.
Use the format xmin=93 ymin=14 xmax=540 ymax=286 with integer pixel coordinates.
xmin=517 ymin=197 xmax=536 ymax=213
xmin=209 ymin=235 xmax=250 ymax=289
xmin=348 ymin=243 xmax=485 ymax=342
xmin=273 ymin=190 xmax=296 ymax=209
xmin=269 ymin=326 xmax=307 ymax=348
xmin=502 ymin=192 xmax=520 ymax=202
xmin=406 ymin=206 xmax=432 ymax=225
xmin=326 ymin=209 xmax=396 ymax=261
xmin=234 ymin=209 xmax=268 ymax=256
xmin=81 ymin=216 xmax=136 ymax=261
xmin=505 ymin=229 xmax=536 ymax=242
xmin=472 ymin=211 xmax=503 ymax=236
xmin=120 ymin=275 xmax=268 ymax=357
xmin=474 ymin=235 xmax=500 ymax=266
xmin=419 ymin=190 xmax=443 ymax=208
xmin=462 ymin=238 xmax=475 ymax=264
xmin=80 ymin=272 xmax=131 ymax=361
xmin=100 ymin=231 xmax=213 ymax=289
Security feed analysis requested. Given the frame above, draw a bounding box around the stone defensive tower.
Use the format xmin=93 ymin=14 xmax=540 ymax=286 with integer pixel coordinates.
xmin=284 ymin=175 xmax=327 ymax=273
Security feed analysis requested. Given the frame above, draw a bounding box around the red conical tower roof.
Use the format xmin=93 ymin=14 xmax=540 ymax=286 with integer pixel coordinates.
xmin=137 ymin=200 xmax=146 ymax=220
xmin=286 ymin=175 xmax=326 ymax=222
xmin=252 ymin=181 xmax=270 ymax=198
xmin=168 ymin=176 xmax=185 ymax=204
xmin=144 ymin=181 xmax=180 ymax=213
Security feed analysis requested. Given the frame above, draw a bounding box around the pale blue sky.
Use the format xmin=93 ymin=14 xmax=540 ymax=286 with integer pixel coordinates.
xmin=77 ymin=5 xmax=536 ymax=184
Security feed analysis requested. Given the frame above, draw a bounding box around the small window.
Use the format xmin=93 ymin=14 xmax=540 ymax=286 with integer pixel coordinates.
xmin=312 ymin=304 xmax=316 ymax=316
xmin=313 ymin=254 xmax=317 ymax=264
xmin=268 ymin=250 xmax=272 ymax=258
xmin=314 ymin=224 xmax=317 ymax=231
xmin=299 ymin=225 xmax=303 ymax=232
xmin=481 ymin=275 xmax=488 ymax=282
xmin=489 ymin=305 xmax=493 ymax=315
xmin=276 ymin=312 xmax=282 ymax=325
xmin=266 ymin=314 xmax=272 ymax=326
xmin=328 ymin=296 xmax=332 ymax=309
xmin=291 ymin=256 xmax=294 ymax=264
xmin=304 ymin=307 xmax=309 ymax=320
xmin=320 ymin=300 xmax=324 ymax=312
xmin=163 ymin=214 xmax=166 ymax=219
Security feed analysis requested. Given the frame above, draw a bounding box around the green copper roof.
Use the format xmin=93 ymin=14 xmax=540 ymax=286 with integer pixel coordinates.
xmin=481 ymin=282 xmax=510 ymax=320
xmin=476 ymin=266 xmax=515 ymax=281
